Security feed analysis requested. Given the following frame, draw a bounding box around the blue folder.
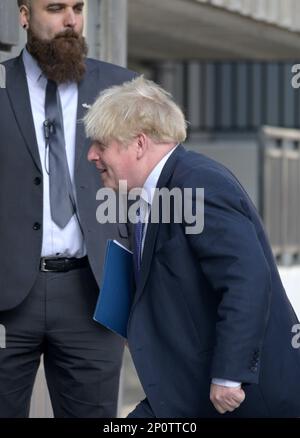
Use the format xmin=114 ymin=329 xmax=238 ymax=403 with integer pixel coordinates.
xmin=93 ymin=239 xmax=134 ymax=338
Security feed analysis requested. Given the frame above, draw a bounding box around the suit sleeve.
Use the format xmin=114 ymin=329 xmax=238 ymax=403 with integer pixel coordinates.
xmin=185 ymin=182 xmax=272 ymax=384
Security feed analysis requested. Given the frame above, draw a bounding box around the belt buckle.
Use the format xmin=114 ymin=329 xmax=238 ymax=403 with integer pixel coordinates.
xmin=40 ymin=257 xmax=52 ymax=272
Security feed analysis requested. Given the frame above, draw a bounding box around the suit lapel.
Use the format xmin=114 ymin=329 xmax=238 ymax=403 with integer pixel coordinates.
xmin=5 ymin=54 xmax=42 ymax=173
xmin=5 ymin=56 xmax=106 ymax=174
xmin=132 ymin=145 xmax=186 ymax=305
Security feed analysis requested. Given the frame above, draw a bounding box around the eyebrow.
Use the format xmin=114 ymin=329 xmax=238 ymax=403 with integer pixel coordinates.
xmin=46 ymin=2 xmax=84 ymax=8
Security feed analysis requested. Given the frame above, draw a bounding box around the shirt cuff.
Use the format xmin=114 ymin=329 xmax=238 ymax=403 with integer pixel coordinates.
xmin=212 ymin=378 xmax=241 ymax=388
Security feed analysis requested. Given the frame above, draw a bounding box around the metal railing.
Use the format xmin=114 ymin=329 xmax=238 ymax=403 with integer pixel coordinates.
xmin=260 ymin=126 xmax=300 ymax=265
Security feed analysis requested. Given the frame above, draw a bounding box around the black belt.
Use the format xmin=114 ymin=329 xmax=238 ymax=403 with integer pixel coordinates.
xmin=40 ymin=256 xmax=89 ymax=272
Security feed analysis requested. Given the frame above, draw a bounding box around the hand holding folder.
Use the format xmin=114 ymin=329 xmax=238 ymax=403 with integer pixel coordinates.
xmin=93 ymin=240 xmax=134 ymax=338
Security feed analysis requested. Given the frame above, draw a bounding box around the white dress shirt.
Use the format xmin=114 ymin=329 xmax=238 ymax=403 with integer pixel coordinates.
xmin=23 ymin=49 xmax=85 ymax=257
xmin=139 ymin=145 xmax=241 ymax=388
xmin=139 ymin=146 xmax=177 ymax=251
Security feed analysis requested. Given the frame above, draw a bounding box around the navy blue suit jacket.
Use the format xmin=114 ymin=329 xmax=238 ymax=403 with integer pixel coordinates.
xmin=127 ymin=145 xmax=300 ymax=417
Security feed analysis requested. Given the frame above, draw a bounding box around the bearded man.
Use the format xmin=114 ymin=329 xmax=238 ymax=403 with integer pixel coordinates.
xmin=0 ymin=0 xmax=135 ymax=418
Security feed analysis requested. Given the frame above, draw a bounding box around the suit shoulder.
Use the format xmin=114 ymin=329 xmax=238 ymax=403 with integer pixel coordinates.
xmin=86 ymin=57 xmax=137 ymax=80
xmin=174 ymin=149 xmax=244 ymax=194
xmin=175 ymin=149 xmax=233 ymax=180
xmin=1 ymin=56 xmax=19 ymax=69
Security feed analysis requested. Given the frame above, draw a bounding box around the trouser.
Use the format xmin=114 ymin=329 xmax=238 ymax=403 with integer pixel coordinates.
xmin=0 ymin=265 xmax=124 ymax=418
xmin=127 ymin=398 xmax=156 ymax=418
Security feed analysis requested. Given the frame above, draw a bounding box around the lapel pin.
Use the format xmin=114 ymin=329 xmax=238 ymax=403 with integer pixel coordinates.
xmin=82 ymin=103 xmax=91 ymax=109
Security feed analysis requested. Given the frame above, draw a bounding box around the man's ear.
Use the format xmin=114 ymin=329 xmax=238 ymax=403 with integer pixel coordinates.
xmin=136 ymin=133 xmax=148 ymax=159
xmin=19 ymin=6 xmax=30 ymax=30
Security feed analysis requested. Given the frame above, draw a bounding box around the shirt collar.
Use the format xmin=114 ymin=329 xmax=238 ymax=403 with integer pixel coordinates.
xmin=141 ymin=144 xmax=178 ymax=206
xmin=22 ymin=47 xmax=44 ymax=85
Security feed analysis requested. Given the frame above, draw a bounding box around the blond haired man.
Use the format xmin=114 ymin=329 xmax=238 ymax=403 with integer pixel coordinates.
xmin=85 ymin=77 xmax=300 ymax=418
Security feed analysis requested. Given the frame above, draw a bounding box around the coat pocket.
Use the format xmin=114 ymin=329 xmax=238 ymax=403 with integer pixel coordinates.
xmin=155 ymin=235 xmax=181 ymax=255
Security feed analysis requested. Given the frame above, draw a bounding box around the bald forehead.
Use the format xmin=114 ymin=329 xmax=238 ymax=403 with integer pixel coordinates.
xmin=33 ymin=0 xmax=85 ymax=5
xmin=18 ymin=0 xmax=85 ymax=7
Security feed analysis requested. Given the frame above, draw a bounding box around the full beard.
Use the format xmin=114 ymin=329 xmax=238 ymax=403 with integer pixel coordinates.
xmin=27 ymin=29 xmax=88 ymax=84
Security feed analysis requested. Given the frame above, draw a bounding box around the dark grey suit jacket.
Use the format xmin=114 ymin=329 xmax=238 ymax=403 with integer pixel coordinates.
xmin=0 ymin=53 xmax=135 ymax=311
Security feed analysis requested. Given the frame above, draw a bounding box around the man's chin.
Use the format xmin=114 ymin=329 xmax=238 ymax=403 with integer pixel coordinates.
xmin=100 ymin=175 xmax=115 ymax=190
xmin=27 ymin=30 xmax=88 ymax=83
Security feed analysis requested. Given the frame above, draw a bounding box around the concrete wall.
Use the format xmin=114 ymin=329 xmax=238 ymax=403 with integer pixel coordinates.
xmin=197 ymin=0 xmax=300 ymax=32
xmin=279 ymin=268 xmax=300 ymax=318
xmin=0 ymin=0 xmax=19 ymax=48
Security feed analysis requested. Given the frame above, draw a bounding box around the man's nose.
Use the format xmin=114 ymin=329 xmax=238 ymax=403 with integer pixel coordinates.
xmin=87 ymin=144 xmax=100 ymax=162
xmin=64 ymin=9 xmax=77 ymax=28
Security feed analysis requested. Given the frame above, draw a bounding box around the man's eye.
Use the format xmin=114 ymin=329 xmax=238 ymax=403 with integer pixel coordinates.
xmin=74 ymin=5 xmax=84 ymax=13
xmin=47 ymin=6 xmax=63 ymax=12
xmin=96 ymin=142 xmax=106 ymax=151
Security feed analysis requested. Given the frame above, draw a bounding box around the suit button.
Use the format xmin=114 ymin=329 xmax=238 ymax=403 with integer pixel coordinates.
xmin=34 ymin=177 xmax=41 ymax=185
xmin=253 ymin=349 xmax=260 ymax=359
xmin=33 ymin=222 xmax=41 ymax=231
xmin=250 ymin=365 xmax=258 ymax=373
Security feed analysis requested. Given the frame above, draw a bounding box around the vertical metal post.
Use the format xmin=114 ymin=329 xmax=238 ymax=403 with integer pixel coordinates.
xmin=99 ymin=0 xmax=128 ymax=67
xmin=85 ymin=1 xmax=129 ymax=416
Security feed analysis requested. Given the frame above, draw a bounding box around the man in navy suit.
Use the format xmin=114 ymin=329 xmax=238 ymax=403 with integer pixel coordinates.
xmin=85 ymin=76 xmax=300 ymax=417
xmin=0 ymin=0 xmax=135 ymax=417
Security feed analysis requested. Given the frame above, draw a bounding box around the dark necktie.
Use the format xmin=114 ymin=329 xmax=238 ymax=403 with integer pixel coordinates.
xmin=133 ymin=206 xmax=145 ymax=280
xmin=44 ymin=80 xmax=74 ymax=228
